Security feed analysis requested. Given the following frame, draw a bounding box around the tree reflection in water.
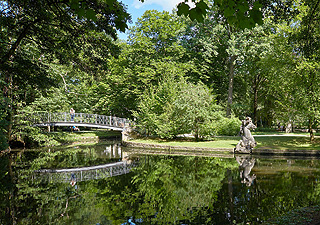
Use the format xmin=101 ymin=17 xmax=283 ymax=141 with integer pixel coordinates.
xmin=1 ymin=144 xmax=320 ymax=225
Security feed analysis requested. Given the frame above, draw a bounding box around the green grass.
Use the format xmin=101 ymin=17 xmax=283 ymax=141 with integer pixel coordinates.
xmin=252 ymin=131 xmax=309 ymax=135
xmin=130 ymin=135 xmax=320 ymax=151
xmin=255 ymin=135 xmax=320 ymax=151
xmin=130 ymin=136 xmax=239 ymax=149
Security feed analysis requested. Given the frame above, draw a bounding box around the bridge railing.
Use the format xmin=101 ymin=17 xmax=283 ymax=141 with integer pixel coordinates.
xmin=30 ymin=161 xmax=137 ymax=183
xmin=28 ymin=112 xmax=131 ymax=128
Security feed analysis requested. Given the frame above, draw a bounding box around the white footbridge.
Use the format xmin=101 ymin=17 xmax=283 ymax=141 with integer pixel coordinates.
xmin=29 ymin=112 xmax=131 ymax=131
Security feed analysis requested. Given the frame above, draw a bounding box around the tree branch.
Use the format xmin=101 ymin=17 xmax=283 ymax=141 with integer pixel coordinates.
xmin=0 ymin=19 xmax=40 ymax=65
xmin=59 ymin=72 xmax=86 ymax=96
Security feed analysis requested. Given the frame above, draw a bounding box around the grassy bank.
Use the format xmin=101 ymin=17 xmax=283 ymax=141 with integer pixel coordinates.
xmin=129 ymin=134 xmax=320 ymax=151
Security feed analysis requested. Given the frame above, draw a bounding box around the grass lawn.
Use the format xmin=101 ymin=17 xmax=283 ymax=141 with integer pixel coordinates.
xmin=130 ymin=136 xmax=239 ymax=149
xmin=255 ymin=135 xmax=320 ymax=151
xmin=130 ymin=134 xmax=320 ymax=151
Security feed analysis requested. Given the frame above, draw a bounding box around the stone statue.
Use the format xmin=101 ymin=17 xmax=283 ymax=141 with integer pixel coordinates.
xmin=234 ymin=117 xmax=257 ymax=154
xmin=236 ymin=155 xmax=256 ymax=186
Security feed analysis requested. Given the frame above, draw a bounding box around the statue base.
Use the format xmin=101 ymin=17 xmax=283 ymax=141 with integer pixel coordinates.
xmin=234 ymin=147 xmax=252 ymax=154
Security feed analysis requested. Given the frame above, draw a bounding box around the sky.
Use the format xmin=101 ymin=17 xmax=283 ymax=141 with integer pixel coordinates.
xmin=117 ymin=0 xmax=184 ymax=40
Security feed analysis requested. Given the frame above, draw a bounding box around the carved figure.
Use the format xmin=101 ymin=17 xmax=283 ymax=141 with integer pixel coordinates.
xmin=234 ymin=117 xmax=257 ymax=154
xmin=236 ymin=155 xmax=256 ymax=186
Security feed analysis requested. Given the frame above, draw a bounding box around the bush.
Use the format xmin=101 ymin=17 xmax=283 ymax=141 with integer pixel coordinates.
xmin=214 ymin=116 xmax=241 ymax=136
xmin=134 ymin=77 xmax=241 ymax=139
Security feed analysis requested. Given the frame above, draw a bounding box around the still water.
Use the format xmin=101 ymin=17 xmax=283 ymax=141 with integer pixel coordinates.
xmin=1 ymin=141 xmax=320 ymax=225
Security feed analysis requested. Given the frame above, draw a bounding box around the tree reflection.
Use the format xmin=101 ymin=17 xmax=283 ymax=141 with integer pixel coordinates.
xmin=96 ymin=155 xmax=239 ymax=224
xmin=1 ymin=151 xmax=320 ymax=225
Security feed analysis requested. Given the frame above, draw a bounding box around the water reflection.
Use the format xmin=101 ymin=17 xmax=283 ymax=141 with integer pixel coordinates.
xmin=236 ymin=155 xmax=256 ymax=186
xmin=1 ymin=145 xmax=320 ymax=225
xmin=33 ymin=142 xmax=137 ymax=184
xmin=104 ymin=143 xmax=122 ymax=159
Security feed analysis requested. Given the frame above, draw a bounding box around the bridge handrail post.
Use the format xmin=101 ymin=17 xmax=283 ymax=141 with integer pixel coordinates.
xmin=64 ymin=112 xmax=67 ymax=122
xmin=75 ymin=112 xmax=78 ymax=122
xmin=95 ymin=114 xmax=97 ymax=124
xmin=80 ymin=113 xmax=82 ymax=123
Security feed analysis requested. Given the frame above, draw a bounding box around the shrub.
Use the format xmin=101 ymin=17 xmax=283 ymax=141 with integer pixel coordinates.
xmin=134 ymin=76 xmax=240 ymax=139
xmin=215 ymin=116 xmax=241 ymax=136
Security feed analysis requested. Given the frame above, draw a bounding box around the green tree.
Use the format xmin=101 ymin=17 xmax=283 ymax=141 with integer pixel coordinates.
xmin=134 ymin=76 xmax=236 ymax=140
xmin=254 ymin=27 xmax=297 ymax=127
xmin=182 ymin=6 xmax=247 ymax=118
xmin=0 ymin=0 xmax=131 ymax=148
xmin=176 ymin=0 xmax=262 ymax=27
xmin=257 ymin=1 xmax=320 ymax=137
xmin=290 ymin=0 xmax=320 ymax=140
xmin=93 ymin=10 xmax=190 ymax=118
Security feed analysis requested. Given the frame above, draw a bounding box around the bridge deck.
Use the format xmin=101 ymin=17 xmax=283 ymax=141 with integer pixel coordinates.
xmin=34 ymin=122 xmax=124 ymax=131
xmin=28 ymin=112 xmax=131 ymax=131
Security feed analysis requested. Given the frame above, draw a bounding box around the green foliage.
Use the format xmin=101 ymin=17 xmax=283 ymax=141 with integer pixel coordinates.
xmin=177 ymin=0 xmax=262 ymax=28
xmin=0 ymin=0 xmax=131 ymax=147
xmin=93 ymin=10 xmax=191 ymax=118
xmin=134 ymin=76 xmax=236 ymax=139
xmin=12 ymin=108 xmax=59 ymax=148
xmin=25 ymin=87 xmax=71 ymax=113
xmin=214 ymin=116 xmax=241 ymax=136
xmin=4 ymin=0 xmax=320 ymax=145
xmin=177 ymin=0 xmax=209 ymax=22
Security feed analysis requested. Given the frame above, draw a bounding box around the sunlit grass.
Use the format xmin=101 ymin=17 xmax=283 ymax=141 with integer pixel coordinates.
xmin=131 ymin=137 xmax=239 ymax=149
xmin=130 ymin=135 xmax=320 ymax=151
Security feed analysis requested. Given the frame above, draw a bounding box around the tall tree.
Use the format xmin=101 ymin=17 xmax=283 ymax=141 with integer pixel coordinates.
xmin=0 ymin=0 xmax=131 ymax=148
xmin=181 ymin=3 xmax=247 ymax=117
xmin=94 ymin=10 xmax=191 ymax=118
xmin=290 ymin=0 xmax=320 ymax=140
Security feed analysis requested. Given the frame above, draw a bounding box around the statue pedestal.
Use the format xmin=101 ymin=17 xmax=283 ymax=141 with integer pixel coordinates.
xmin=234 ymin=146 xmax=252 ymax=154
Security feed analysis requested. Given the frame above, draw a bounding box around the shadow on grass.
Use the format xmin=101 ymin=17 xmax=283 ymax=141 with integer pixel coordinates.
xmin=255 ymin=136 xmax=320 ymax=151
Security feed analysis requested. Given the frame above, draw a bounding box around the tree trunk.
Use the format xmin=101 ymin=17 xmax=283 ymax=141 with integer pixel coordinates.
xmin=253 ymin=81 xmax=258 ymax=127
xmin=309 ymin=118 xmax=315 ymax=142
xmin=4 ymin=72 xmax=13 ymax=145
xmin=226 ymin=55 xmax=236 ymax=117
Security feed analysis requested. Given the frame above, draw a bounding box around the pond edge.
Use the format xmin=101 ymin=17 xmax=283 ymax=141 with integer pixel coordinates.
xmin=122 ymin=141 xmax=320 ymax=157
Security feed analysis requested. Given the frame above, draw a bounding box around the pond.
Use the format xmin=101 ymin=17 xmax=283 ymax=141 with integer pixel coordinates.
xmin=1 ymin=141 xmax=320 ymax=224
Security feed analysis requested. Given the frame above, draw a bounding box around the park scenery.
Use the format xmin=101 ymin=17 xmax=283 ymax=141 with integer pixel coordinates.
xmin=1 ymin=0 xmax=320 ymax=224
